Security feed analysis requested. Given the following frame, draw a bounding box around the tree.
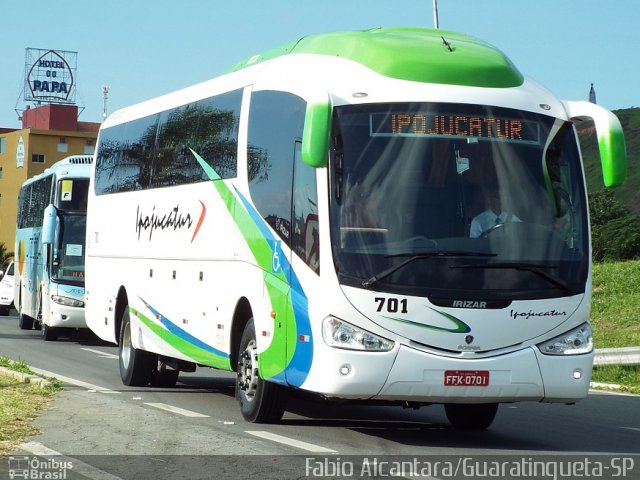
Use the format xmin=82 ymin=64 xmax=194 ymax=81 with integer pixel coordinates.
xmin=0 ymin=242 xmax=13 ymax=269
xmin=589 ymin=189 xmax=627 ymax=226
xmin=589 ymin=190 xmax=640 ymax=261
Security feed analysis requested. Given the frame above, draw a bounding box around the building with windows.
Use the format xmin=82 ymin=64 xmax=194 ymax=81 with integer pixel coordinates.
xmin=0 ymin=104 xmax=99 ymax=250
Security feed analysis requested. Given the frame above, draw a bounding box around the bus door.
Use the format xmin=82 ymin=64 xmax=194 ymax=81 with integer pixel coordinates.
xmin=247 ymin=91 xmax=315 ymax=386
xmin=284 ymin=140 xmax=318 ymax=387
xmin=259 ymin=140 xmax=317 ymax=387
xmin=258 ymin=142 xmax=298 ymax=385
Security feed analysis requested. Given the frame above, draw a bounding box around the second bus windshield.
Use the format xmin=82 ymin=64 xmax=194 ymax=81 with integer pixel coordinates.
xmin=51 ymin=215 xmax=86 ymax=286
xmin=330 ymin=102 xmax=588 ymax=300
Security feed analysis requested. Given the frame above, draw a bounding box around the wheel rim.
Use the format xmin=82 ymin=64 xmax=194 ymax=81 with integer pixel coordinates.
xmin=238 ymin=339 xmax=259 ymax=401
xmin=120 ymin=321 xmax=132 ymax=370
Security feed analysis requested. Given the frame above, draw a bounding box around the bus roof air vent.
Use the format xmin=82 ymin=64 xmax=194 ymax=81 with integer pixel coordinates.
xmin=67 ymin=155 xmax=94 ymax=165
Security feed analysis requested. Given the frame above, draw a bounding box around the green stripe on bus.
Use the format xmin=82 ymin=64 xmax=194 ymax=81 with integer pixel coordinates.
xmin=190 ymin=149 xmax=295 ymax=379
xmin=132 ymin=308 xmax=231 ymax=370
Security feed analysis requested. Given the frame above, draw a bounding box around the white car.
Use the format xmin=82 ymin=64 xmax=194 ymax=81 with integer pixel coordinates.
xmin=0 ymin=261 xmax=15 ymax=316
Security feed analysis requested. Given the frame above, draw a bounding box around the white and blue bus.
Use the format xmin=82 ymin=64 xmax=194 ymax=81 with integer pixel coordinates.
xmin=85 ymin=28 xmax=626 ymax=428
xmin=15 ymin=155 xmax=93 ymax=341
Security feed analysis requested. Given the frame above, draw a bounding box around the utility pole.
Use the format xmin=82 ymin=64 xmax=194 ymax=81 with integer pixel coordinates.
xmin=433 ymin=0 xmax=440 ymax=29
xmin=102 ymin=85 xmax=110 ymax=121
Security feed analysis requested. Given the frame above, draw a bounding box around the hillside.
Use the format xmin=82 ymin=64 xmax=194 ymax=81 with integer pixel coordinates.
xmin=578 ymin=107 xmax=640 ymax=214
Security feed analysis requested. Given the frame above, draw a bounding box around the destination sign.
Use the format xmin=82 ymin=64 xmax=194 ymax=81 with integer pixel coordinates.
xmin=370 ymin=112 xmax=540 ymax=144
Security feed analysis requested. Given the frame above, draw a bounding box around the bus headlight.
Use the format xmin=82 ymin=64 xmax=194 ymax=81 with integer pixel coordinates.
xmin=322 ymin=316 xmax=394 ymax=351
xmin=51 ymin=295 xmax=84 ymax=308
xmin=537 ymin=323 xmax=593 ymax=355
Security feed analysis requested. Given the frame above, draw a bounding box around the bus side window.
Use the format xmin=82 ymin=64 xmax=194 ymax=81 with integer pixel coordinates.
xmin=247 ymin=90 xmax=306 ymax=249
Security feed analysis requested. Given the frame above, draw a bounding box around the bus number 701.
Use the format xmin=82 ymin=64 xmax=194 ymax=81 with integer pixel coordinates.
xmin=375 ymin=297 xmax=408 ymax=314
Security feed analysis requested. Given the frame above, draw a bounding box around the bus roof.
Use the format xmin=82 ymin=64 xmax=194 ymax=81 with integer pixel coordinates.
xmin=229 ymin=27 xmax=524 ymax=88
xmin=21 ymin=155 xmax=93 ymax=187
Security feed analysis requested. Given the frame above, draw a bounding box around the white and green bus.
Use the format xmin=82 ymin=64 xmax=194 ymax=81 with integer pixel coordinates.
xmin=16 ymin=155 xmax=93 ymax=340
xmin=85 ymin=28 xmax=626 ymax=428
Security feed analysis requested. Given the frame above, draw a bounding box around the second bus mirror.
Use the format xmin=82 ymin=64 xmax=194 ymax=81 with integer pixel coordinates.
xmin=302 ymin=100 xmax=332 ymax=168
xmin=42 ymin=204 xmax=58 ymax=245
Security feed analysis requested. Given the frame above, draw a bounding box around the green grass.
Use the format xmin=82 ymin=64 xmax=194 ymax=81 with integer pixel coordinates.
xmin=0 ymin=355 xmax=34 ymax=375
xmin=590 ymin=259 xmax=640 ymax=390
xmin=0 ymin=373 xmax=60 ymax=455
xmin=591 ymin=260 xmax=640 ymax=348
xmin=591 ymin=365 xmax=640 ymax=395
xmin=0 ymin=356 xmax=63 ymax=454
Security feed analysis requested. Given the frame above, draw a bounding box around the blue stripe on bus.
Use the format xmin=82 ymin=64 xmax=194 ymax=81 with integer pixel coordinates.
xmin=234 ymin=186 xmax=313 ymax=387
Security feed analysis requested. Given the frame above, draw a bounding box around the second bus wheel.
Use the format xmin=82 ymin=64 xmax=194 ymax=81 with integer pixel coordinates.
xmin=18 ymin=312 xmax=33 ymax=330
xmin=41 ymin=323 xmax=58 ymax=341
xmin=236 ymin=319 xmax=288 ymax=423
xmin=119 ymin=307 xmax=156 ymax=386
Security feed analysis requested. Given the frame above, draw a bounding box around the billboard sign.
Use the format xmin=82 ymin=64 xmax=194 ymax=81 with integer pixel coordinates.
xmin=16 ymin=136 xmax=25 ymax=168
xmin=24 ymin=48 xmax=77 ymax=104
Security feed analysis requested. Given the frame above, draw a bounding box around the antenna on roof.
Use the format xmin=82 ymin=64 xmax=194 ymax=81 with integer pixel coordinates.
xmin=433 ymin=0 xmax=440 ymax=29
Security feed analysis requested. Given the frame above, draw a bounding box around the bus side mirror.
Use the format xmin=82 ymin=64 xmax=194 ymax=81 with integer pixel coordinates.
xmin=42 ymin=204 xmax=58 ymax=245
xmin=302 ymin=99 xmax=332 ymax=168
xmin=563 ymin=100 xmax=627 ymax=187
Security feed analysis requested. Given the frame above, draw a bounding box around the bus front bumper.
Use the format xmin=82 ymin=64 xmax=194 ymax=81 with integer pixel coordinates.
xmin=304 ymin=344 xmax=593 ymax=404
xmin=46 ymin=305 xmax=86 ymax=329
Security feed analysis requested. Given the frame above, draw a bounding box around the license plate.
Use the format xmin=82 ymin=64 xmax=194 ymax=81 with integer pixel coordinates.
xmin=444 ymin=370 xmax=490 ymax=387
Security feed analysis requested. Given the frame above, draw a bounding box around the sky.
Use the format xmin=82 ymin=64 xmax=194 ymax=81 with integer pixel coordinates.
xmin=1 ymin=0 xmax=638 ymax=128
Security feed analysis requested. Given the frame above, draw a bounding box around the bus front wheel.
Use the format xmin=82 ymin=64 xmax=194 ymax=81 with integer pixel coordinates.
xmin=236 ymin=319 xmax=288 ymax=423
xmin=119 ymin=308 xmax=155 ymax=386
xmin=41 ymin=323 xmax=58 ymax=341
xmin=444 ymin=403 xmax=499 ymax=429
xmin=18 ymin=313 xmax=34 ymax=330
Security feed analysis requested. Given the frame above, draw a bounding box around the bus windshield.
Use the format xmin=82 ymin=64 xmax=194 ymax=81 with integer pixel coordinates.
xmin=51 ymin=214 xmax=86 ymax=286
xmin=330 ymin=103 xmax=588 ymax=300
xmin=55 ymin=178 xmax=89 ymax=212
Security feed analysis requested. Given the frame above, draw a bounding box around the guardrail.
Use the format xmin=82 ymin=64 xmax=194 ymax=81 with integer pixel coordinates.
xmin=594 ymin=347 xmax=640 ymax=366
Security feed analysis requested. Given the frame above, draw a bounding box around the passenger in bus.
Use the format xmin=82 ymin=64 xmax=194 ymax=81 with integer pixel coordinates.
xmin=470 ymin=188 xmax=521 ymax=238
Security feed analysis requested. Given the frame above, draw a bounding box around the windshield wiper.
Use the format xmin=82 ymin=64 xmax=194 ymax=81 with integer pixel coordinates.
xmin=362 ymin=251 xmax=496 ymax=289
xmin=451 ymin=261 xmax=573 ymax=293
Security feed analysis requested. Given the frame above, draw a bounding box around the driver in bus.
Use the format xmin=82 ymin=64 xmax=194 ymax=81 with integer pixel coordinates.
xmin=470 ymin=188 xmax=521 ymax=238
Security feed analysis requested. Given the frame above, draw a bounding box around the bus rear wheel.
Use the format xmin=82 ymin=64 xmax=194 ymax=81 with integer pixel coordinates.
xmin=444 ymin=403 xmax=499 ymax=429
xmin=119 ymin=308 xmax=155 ymax=386
xmin=151 ymin=363 xmax=179 ymax=388
xmin=236 ymin=319 xmax=288 ymax=423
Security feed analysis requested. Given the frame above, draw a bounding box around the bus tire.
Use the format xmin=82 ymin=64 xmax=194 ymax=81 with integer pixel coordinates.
xmin=119 ymin=308 xmax=155 ymax=387
xmin=18 ymin=313 xmax=33 ymax=330
xmin=444 ymin=403 xmax=499 ymax=430
xmin=41 ymin=323 xmax=58 ymax=341
xmin=236 ymin=319 xmax=288 ymax=423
